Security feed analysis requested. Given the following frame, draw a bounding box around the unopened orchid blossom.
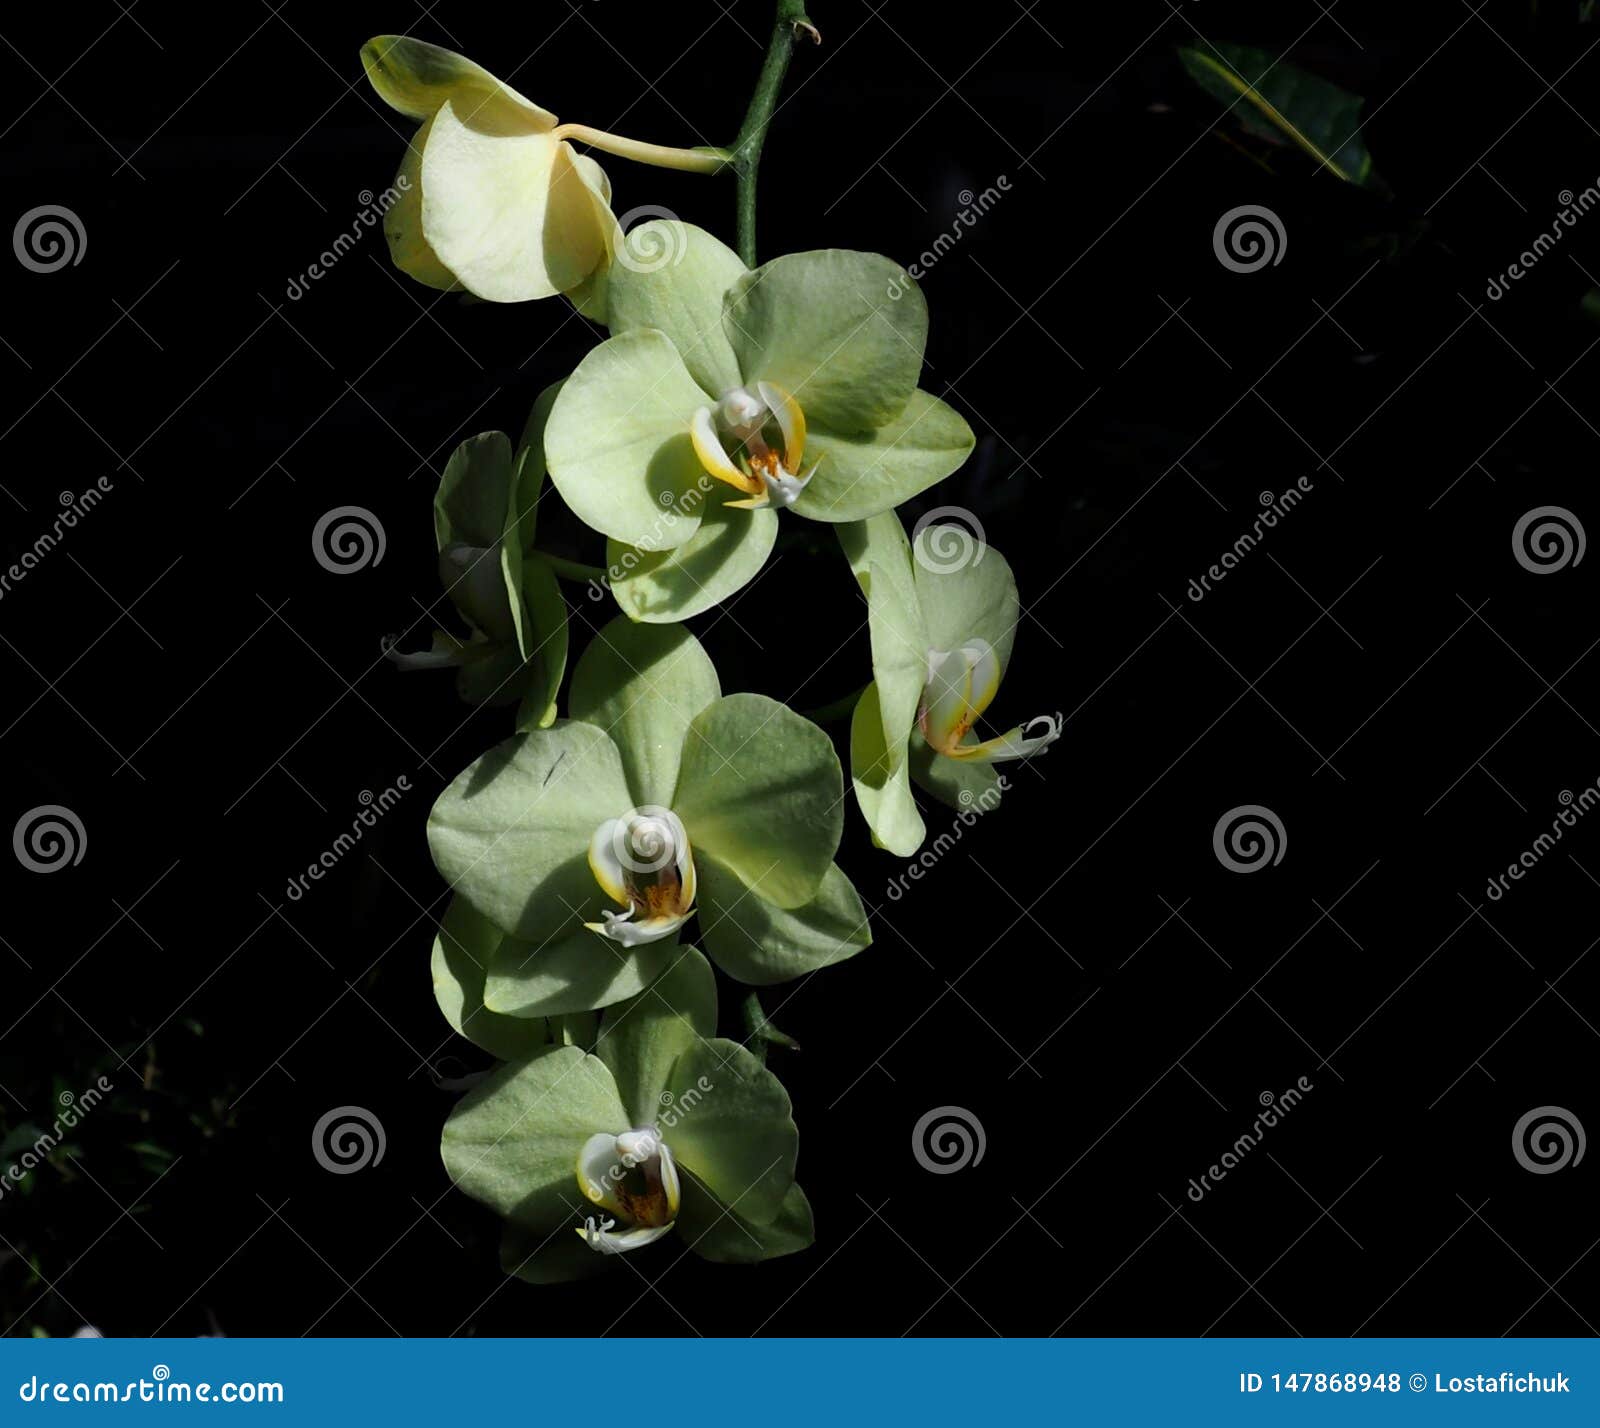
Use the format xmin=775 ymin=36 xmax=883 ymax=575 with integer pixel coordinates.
xmin=442 ymin=949 xmax=813 ymax=1281
xmin=543 ymin=223 xmax=974 ymax=621
xmin=427 ymin=617 xmax=869 ymax=1021
xmin=841 ymin=515 xmax=1063 ymax=856
xmin=383 ymin=386 xmax=566 ymax=725
xmin=361 ymin=37 xmax=726 ymax=311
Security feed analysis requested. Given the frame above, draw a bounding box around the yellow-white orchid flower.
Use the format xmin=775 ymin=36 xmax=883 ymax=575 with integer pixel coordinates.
xmin=575 ymin=1126 xmax=681 ymax=1255
xmin=584 ymin=806 xmax=697 ymax=947
xmin=920 ymin=640 xmax=1063 ymax=763
xmin=361 ymin=36 xmax=725 ymax=308
xmin=690 ymin=380 xmax=820 ymax=510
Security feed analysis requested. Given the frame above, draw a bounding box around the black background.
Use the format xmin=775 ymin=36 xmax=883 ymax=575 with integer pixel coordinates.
xmin=1 ymin=0 xmax=1597 ymax=1337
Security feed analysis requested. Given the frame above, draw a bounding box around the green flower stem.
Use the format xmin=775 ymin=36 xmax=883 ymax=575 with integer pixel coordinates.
xmin=741 ymin=989 xmax=801 ymax=1065
xmin=552 ymin=124 xmax=731 ymax=175
xmin=539 ymin=554 xmax=607 ymax=584
xmin=732 ymin=0 xmax=816 ymax=266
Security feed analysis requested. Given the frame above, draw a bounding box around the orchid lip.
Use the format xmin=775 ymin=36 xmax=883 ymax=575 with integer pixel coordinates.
xmin=584 ymin=806 xmax=696 ymax=945
xmin=689 ymin=381 xmax=814 ymax=508
xmin=574 ymin=1128 xmax=680 ymax=1256
xmin=586 ymin=905 xmax=688 ymax=947
xmin=919 ymin=638 xmax=1064 ymax=763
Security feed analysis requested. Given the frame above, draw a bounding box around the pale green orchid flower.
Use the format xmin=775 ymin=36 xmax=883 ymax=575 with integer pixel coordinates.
xmin=542 ymin=222 xmax=975 ymax=621
xmin=427 ymin=617 xmax=870 ymax=1024
xmin=384 ymin=385 xmax=566 ymax=726
xmin=442 ymin=948 xmax=814 ymax=1282
xmin=361 ymin=37 xmax=724 ymax=311
xmin=841 ymin=515 xmax=1062 ymax=856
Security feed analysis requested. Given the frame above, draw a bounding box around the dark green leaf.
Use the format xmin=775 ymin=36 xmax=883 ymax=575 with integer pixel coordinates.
xmin=1179 ymin=43 xmax=1379 ymax=188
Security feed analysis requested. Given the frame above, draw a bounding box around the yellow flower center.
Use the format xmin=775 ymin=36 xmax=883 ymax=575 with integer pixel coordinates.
xmin=688 ymin=381 xmax=819 ymax=509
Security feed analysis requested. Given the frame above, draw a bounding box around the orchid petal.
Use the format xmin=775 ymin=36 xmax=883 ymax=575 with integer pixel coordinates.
xmin=690 ymin=405 xmax=759 ymax=493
